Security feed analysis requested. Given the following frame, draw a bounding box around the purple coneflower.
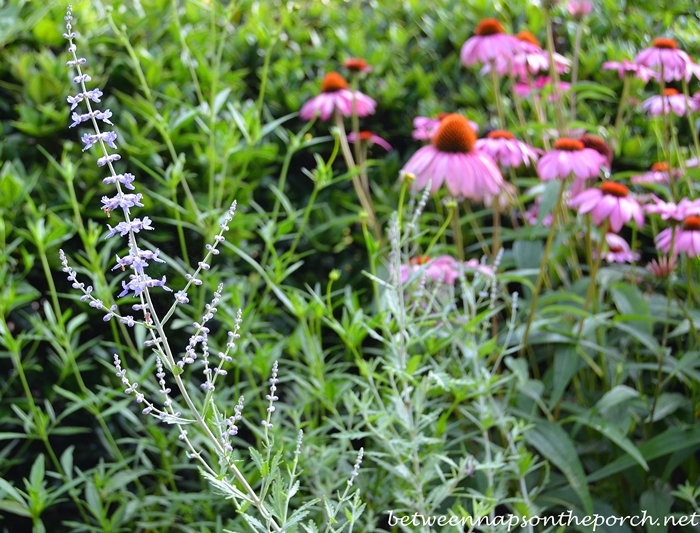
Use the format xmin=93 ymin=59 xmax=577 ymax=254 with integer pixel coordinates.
xmin=514 ymin=76 xmax=571 ymax=101
xmin=347 ymin=131 xmax=392 ymax=152
xmin=401 ymin=114 xmax=504 ymax=201
xmin=460 ymin=19 xmax=523 ymax=67
xmin=655 ymin=216 xmax=700 ymax=257
xmin=537 ymin=138 xmax=605 ymax=182
xmin=524 ymin=194 xmax=554 ymax=227
xmin=399 ymin=256 xmax=459 ymax=285
xmin=569 ymin=182 xmax=644 ymax=232
xmin=482 ymin=31 xmax=570 ymax=77
xmin=412 ymin=114 xmax=478 ymax=141
xmin=644 ymin=195 xmax=700 ymax=221
xmin=567 ymin=0 xmax=593 ymax=19
xmin=634 ymin=38 xmax=693 ymax=82
xmin=343 ymin=58 xmax=372 ymax=73
xmin=475 ymin=130 xmax=540 ymax=168
xmin=600 ymin=233 xmax=639 ymax=264
xmin=399 ymin=255 xmax=494 ymax=285
xmin=642 ymin=88 xmax=694 ymax=117
xmin=300 ymin=72 xmax=376 ymax=121
xmin=631 ymin=162 xmax=681 ymax=184
xmin=579 ymin=134 xmax=613 ymax=169
xmin=646 ymin=256 xmax=677 ymax=279
xmin=602 ymin=59 xmax=656 ymax=83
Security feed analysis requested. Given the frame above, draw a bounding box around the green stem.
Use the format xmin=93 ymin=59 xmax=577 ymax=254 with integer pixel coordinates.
xmin=509 ymin=70 xmax=533 ymax=145
xmin=490 ymin=67 xmax=506 ymax=129
xmin=463 ymin=201 xmax=490 ymax=256
xmin=425 ymin=204 xmax=454 ymax=254
xmin=543 ymin=8 xmax=567 ymax=135
xmin=612 ymin=75 xmax=631 ymax=153
xmin=453 ymin=203 xmax=465 ymax=261
xmin=682 ymin=77 xmax=700 ymax=164
xmin=334 ymin=110 xmax=380 ymax=239
xmin=659 ymin=73 xmax=679 ymax=203
xmin=576 ymin=220 xmax=609 ymax=340
xmin=569 ymin=22 xmax=583 ymax=120
xmin=493 ymin=208 xmax=501 ymax=260
xmin=521 ymin=179 xmax=566 ymax=352
xmin=283 ymin=185 xmax=321 ymax=269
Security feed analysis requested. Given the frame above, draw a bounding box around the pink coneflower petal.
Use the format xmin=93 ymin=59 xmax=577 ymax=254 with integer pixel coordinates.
xmin=602 ymin=59 xmax=656 ymax=82
xmin=537 ymin=138 xmax=605 ymax=182
xmin=348 ymin=131 xmax=392 ymax=152
xmin=401 ymin=115 xmax=503 ymax=200
xmin=299 ymin=73 xmax=376 ymax=122
xmin=571 ymin=182 xmax=643 ymax=232
xmin=567 ymin=0 xmax=593 ymax=18
xmin=461 ymin=19 xmax=523 ymax=67
xmin=475 ymin=131 xmax=540 ymax=168
xmin=601 ymin=233 xmax=639 ymax=263
xmin=634 ymin=39 xmax=694 ymax=82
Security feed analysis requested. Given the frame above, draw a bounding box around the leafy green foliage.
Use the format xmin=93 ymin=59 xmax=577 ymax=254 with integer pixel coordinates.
xmin=1 ymin=0 xmax=700 ymax=532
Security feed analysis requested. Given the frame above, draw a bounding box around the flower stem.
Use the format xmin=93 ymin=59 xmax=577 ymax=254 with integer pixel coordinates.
xmin=612 ymin=75 xmax=631 ymax=153
xmin=493 ymin=208 xmax=501 ymax=260
xmin=334 ymin=110 xmax=381 ymax=240
xmin=453 ymin=202 xmax=465 ymax=261
xmin=682 ymin=77 xmax=700 ymax=164
xmin=569 ymin=22 xmax=583 ymax=120
xmin=659 ymin=71 xmax=679 ymax=203
xmin=576 ymin=220 xmax=609 ymax=340
xmin=490 ymin=67 xmax=506 ymax=129
xmin=425 ymin=204 xmax=454 ymax=254
xmin=463 ymin=201 xmax=490 ymax=256
xmin=509 ymin=70 xmax=533 ymax=145
xmin=543 ymin=8 xmax=567 ymax=135
xmin=521 ymin=178 xmax=566 ymax=352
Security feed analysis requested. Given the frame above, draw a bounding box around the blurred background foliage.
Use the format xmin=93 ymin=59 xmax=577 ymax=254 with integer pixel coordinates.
xmin=2 ymin=0 xmax=700 ymax=532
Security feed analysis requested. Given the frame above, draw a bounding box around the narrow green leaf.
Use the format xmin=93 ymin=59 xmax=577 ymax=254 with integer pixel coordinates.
xmin=574 ymin=416 xmax=648 ymax=471
xmin=525 ymin=420 xmax=593 ymax=514
xmin=587 ymin=427 xmax=700 ymax=482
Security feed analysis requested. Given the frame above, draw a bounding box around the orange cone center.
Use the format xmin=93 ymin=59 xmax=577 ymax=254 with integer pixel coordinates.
xmin=432 ymin=115 xmax=477 ymax=153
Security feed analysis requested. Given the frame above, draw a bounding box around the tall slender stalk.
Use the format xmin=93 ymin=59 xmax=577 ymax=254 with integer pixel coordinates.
xmin=334 ymin=111 xmax=381 ymax=239
xmin=569 ymin=22 xmax=583 ymax=119
xmin=521 ymin=179 xmax=567 ymax=353
xmin=612 ymin=75 xmax=631 ymax=153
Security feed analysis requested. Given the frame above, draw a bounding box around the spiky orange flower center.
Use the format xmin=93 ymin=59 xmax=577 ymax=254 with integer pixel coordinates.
xmin=663 ymin=88 xmax=680 ymax=97
xmin=683 ymin=216 xmax=700 ymax=230
xmin=475 ymin=19 xmax=504 ymax=36
xmin=517 ymin=30 xmax=540 ymax=47
xmin=580 ymin=135 xmax=612 ymax=159
xmin=553 ymin=138 xmax=584 ymax=151
xmin=409 ymin=256 xmax=432 ymax=265
xmin=653 ymin=38 xmax=677 ymax=49
xmin=651 ymin=162 xmax=669 ymax=172
xmin=321 ymin=72 xmax=348 ymax=93
xmin=358 ymin=131 xmax=373 ymax=141
xmin=487 ymin=130 xmax=515 ymax=140
xmin=344 ymin=58 xmax=369 ymax=72
xmin=600 ymin=181 xmax=629 ymax=197
xmin=432 ymin=114 xmax=476 ymax=153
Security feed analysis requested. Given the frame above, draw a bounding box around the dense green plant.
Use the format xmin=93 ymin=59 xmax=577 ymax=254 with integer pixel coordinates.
xmin=2 ymin=0 xmax=700 ymax=532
